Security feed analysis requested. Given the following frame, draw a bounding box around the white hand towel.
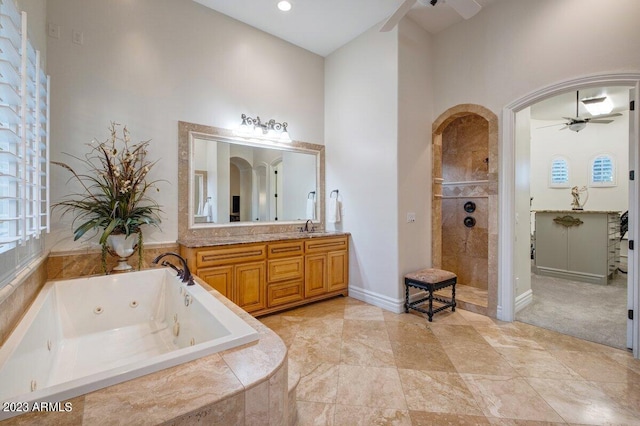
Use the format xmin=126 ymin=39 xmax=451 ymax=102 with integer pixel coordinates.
xmin=306 ymin=198 xmax=316 ymax=220
xmin=328 ymin=197 xmax=341 ymax=224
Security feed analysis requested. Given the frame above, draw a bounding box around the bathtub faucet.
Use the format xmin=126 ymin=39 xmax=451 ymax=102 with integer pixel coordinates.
xmin=152 ymin=252 xmax=195 ymax=286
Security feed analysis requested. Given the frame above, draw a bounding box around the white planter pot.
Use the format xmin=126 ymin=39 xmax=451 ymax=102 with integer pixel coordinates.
xmin=106 ymin=233 xmax=139 ymax=271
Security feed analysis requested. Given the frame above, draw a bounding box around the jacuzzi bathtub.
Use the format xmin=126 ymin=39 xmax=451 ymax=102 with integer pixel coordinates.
xmin=0 ymin=268 xmax=259 ymax=420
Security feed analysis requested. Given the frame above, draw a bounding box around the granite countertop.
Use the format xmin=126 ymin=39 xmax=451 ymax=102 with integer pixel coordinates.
xmin=178 ymin=230 xmax=350 ymax=248
xmin=532 ymin=210 xmax=621 ymax=214
xmin=2 ymin=279 xmax=287 ymax=425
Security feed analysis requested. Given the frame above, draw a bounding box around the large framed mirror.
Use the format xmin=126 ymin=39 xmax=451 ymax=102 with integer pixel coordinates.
xmin=178 ymin=121 xmax=325 ymax=240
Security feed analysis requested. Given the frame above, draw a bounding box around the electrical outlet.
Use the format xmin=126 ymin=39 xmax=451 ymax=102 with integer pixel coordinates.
xmin=407 ymin=212 xmax=416 ymax=223
xmin=47 ymin=23 xmax=60 ymax=39
xmin=72 ymin=29 xmax=84 ymax=45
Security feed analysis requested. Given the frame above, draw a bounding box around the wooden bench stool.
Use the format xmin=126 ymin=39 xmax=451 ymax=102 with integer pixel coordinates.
xmin=404 ymin=268 xmax=457 ymax=322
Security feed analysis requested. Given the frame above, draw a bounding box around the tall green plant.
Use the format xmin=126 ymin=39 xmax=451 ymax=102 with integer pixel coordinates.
xmin=52 ymin=122 xmax=163 ymax=247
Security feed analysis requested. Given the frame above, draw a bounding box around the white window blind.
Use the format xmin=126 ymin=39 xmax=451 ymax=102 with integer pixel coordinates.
xmin=0 ymin=0 xmax=49 ymax=262
xmin=550 ymin=157 xmax=569 ymax=187
xmin=591 ymin=155 xmax=615 ymax=186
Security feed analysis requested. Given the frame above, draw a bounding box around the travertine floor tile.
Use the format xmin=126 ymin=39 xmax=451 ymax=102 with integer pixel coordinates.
xmin=461 ymin=374 xmax=564 ymax=422
xmin=390 ymin=340 xmax=456 ymax=372
xmin=342 ymin=318 xmax=389 ymax=341
xmin=296 ymin=362 xmax=340 ymax=404
xmin=526 ymin=377 xmax=640 ymax=425
xmin=340 ymin=336 xmax=396 ymax=367
xmin=430 ymin=324 xmax=490 ymax=346
xmin=398 ymin=369 xmax=483 ymax=415
xmin=335 ymin=365 xmax=407 ymax=409
xmin=385 ymin=320 xmax=439 ymax=344
xmin=550 ymin=350 xmax=640 ymax=382
xmin=495 ymin=347 xmax=581 ymax=380
xmin=343 ymin=304 xmax=385 ymax=321
xmin=296 ymin=401 xmax=335 ymax=426
xmin=442 ymin=343 xmax=517 ymax=376
xmin=333 ymin=405 xmax=411 ymax=426
xmin=410 ymin=410 xmax=491 ymax=425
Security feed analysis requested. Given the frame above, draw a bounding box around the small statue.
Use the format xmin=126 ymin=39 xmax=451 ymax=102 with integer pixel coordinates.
xmin=571 ymin=185 xmax=588 ymax=210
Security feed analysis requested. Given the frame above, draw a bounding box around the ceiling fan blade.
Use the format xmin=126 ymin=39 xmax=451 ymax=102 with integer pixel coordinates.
xmin=380 ymin=0 xmax=417 ymax=32
xmin=559 ymin=125 xmax=569 ymax=131
xmin=447 ymin=0 xmax=482 ymax=19
xmin=537 ymin=123 xmax=567 ymax=129
xmin=561 ymin=117 xmax=576 ymax=121
xmin=588 ymin=119 xmax=614 ymax=124
xmin=589 ymin=112 xmax=622 ymax=120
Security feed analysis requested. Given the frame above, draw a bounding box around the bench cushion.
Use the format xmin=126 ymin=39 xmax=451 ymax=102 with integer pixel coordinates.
xmin=405 ymin=268 xmax=456 ymax=284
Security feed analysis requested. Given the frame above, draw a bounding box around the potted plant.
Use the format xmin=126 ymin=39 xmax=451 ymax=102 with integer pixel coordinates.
xmin=52 ymin=122 xmax=163 ymax=272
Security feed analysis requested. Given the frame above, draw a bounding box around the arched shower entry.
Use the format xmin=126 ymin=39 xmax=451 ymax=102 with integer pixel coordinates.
xmin=431 ymin=104 xmax=498 ymax=317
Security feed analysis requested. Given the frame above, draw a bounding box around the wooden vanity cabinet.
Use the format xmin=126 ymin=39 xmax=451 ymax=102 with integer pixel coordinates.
xmin=304 ymin=237 xmax=349 ymax=296
xmin=181 ymin=243 xmax=267 ymax=313
xmin=180 ymin=234 xmax=349 ymax=316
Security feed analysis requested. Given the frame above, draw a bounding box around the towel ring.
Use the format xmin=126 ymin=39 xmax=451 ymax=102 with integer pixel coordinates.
xmin=330 ymin=189 xmax=339 ymax=198
xmin=308 ymin=191 xmax=316 ymax=199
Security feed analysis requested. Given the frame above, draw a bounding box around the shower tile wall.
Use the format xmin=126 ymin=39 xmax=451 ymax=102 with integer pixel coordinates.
xmin=442 ymin=115 xmax=489 ymax=290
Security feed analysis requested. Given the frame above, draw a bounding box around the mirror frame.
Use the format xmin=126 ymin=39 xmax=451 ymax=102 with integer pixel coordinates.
xmin=178 ymin=121 xmax=325 ymax=241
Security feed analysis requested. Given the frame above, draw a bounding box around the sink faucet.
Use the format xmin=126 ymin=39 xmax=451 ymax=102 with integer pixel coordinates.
xmin=152 ymin=252 xmax=195 ymax=286
xmin=303 ymin=219 xmax=314 ymax=232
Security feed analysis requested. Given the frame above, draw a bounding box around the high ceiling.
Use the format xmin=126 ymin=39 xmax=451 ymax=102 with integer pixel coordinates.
xmin=193 ymin=0 xmax=496 ymax=57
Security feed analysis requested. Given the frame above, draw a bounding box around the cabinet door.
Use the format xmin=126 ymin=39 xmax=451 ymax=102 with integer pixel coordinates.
xmin=305 ymin=253 xmax=327 ymax=297
xmin=235 ymin=261 xmax=266 ymax=313
xmin=327 ymin=251 xmax=348 ymax=292
xmin=535 ymin=214 xmax=568 ymax=270
xmin=197 ymin=265 xmax=233 ymax=299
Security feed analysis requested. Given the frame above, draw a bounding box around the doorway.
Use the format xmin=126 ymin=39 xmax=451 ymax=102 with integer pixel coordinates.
xmin=431 ymin=104 xmax=499 ymax=318
xmin=514 ymin=86 xmax=631 ymax=350
xmin=499 ymin=74 xmax=640 ymax=358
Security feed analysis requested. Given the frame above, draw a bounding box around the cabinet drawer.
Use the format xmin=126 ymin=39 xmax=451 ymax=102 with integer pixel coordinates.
xmin=304 ymin=237 xmax=348 ymax=253
xmin=268 ymin=280 xmax=304 ymax=307
xmin=196 ymin=244 xmax=266 ymax=268
xmin=268 ymin=256 xmax=304 ymax=283
xmin=268 ymin=240 xmax=304 ymax=258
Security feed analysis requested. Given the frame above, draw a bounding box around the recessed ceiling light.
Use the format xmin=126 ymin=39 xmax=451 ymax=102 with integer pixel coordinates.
xmin=277 ymin=1 xmax=292 ymax=12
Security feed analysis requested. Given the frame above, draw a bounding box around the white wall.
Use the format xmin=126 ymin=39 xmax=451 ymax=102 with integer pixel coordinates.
xmin=514 ymin=108 xmax=532 ymax=302
xmin=530 ymin=113 xmax=629 ymax=212
xmin=46 ymin=0 xmax=324 ymax=250
xmin=397 ymin=19 xmax=433 ymax=292
xmin=325 ymin=25 xmax=400 ymax=308
xmin=432 ymin=0 xmax=640 ymax=117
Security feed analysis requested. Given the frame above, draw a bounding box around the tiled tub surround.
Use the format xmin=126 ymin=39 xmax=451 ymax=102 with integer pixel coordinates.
xmin=0 ymin=275 xmax=291 ymax=425
xmin=0 ymin=269 xmax=259 ymax=420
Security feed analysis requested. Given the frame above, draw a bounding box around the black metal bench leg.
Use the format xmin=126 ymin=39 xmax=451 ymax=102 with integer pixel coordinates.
xmin=451 ymin=283 xmax=456 ymax=312
xmin=404 ymin=282 xmax=409 ymax=313
xmin=427 ymin=288 xmax=434 ymax=322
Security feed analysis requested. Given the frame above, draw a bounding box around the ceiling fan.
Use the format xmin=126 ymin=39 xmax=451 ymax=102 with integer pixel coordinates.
xmin=380 ymin=0 xmax=482 ymax=32
xmin=541 ymin=91 xmax=622 ymax=132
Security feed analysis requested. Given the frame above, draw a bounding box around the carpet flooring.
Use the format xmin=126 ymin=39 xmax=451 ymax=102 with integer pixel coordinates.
xmin=516 ymin=271 xmax=629 ymax=350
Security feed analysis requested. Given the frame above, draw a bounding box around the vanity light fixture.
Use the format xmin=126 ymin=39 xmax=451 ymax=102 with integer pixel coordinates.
xmin=238 ymin=114 xmax=291 ymax=141
xmin=581 ymin=95 xmax=614 ymax=116
xmin=277 ymin=1 xmax=292 ymax=12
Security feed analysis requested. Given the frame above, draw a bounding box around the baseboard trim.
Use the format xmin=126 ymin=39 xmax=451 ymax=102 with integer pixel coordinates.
xmin=348 ymin=286 xmax=406 ymax=313
xmin=515 ymin=289 xmax=533 ymax=313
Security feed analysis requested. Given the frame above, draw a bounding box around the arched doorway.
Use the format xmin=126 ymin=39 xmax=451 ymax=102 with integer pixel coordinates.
xmin=432 ymin=104 xmax=499 ymax=318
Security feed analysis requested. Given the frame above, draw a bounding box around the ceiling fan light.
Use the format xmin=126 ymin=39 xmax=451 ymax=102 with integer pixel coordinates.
xmin=582 ymin=96 xmax=613 ymax=116
xmin=277 ymin=1 xmax=292 ymax=12
xmin=569 ymin=122 xmax=587 ymax=132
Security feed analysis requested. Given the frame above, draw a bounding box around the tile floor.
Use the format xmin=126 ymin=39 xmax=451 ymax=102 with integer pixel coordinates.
xmin=259 ymin=296 xmax=640 ymax=425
